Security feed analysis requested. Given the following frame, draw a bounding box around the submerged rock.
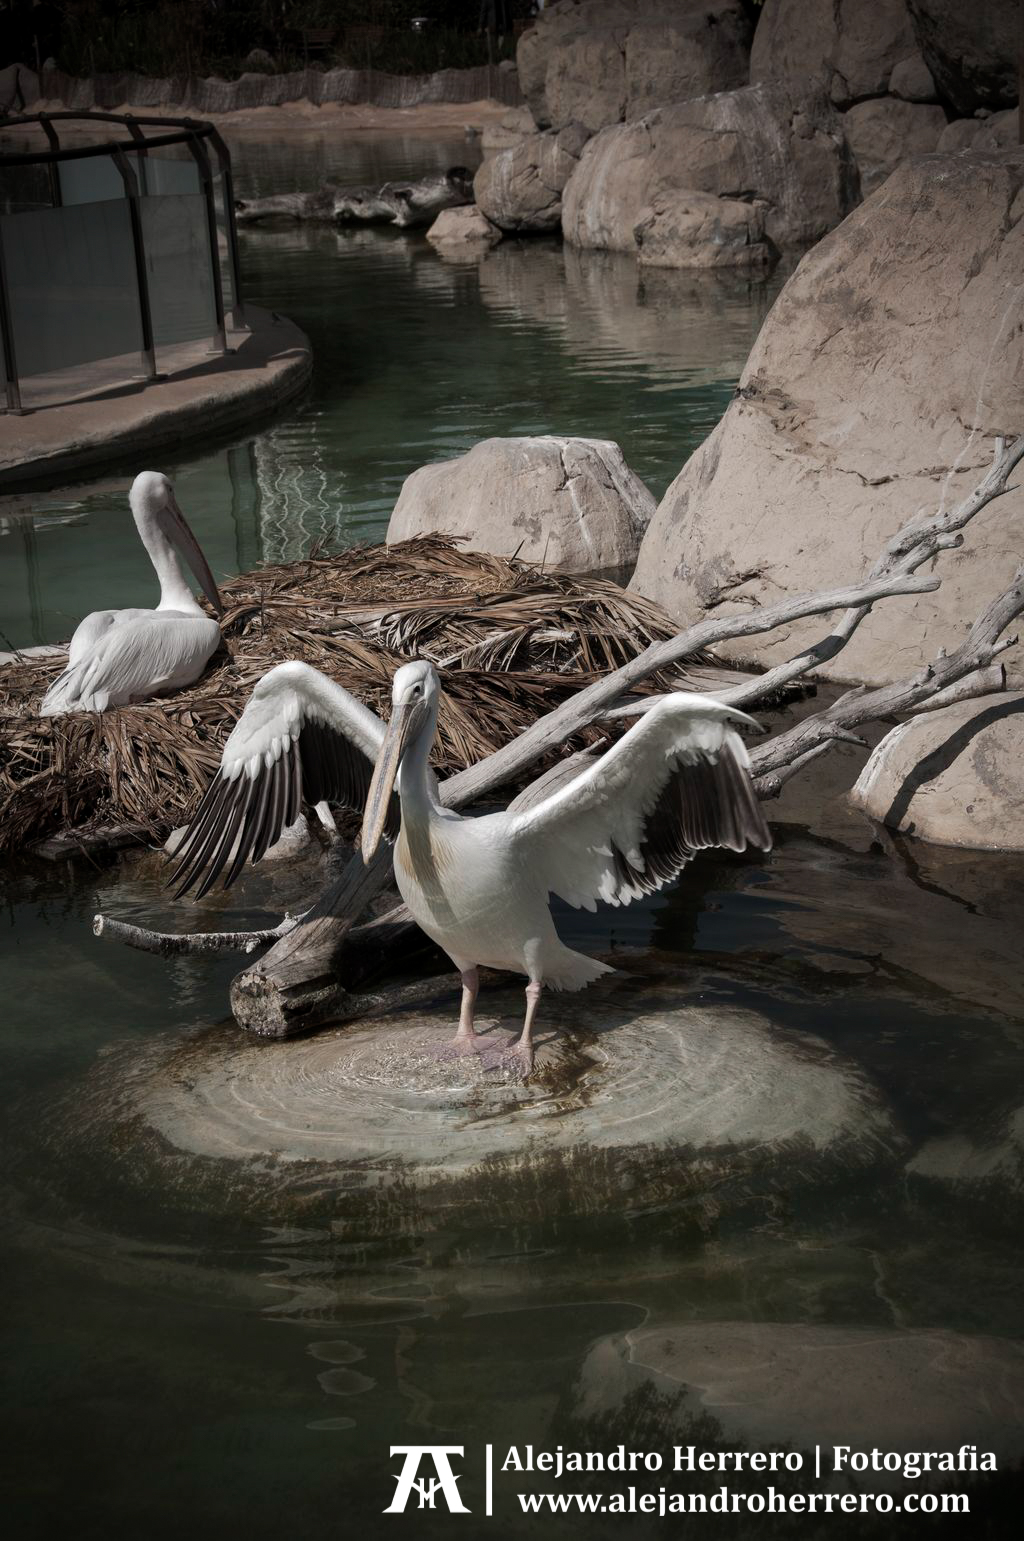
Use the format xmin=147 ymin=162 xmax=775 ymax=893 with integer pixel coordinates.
xmin=35 ymin=983 xmax=899 ymax=1231
xmin=474 ymin=122 xmax=590 ymax=233
xmin=387 ymin=435 xmax=655 ymax=572
xmin=561 ymin=82 xmax=860 ymax=257
xmin=851 ymin=695 xmax=1024 ymax=850
xmin=572 ymin=1321 xmax=1024 ymax=1476
xmin=517 ymin=0 xmax=751 ymax=133
xmin=629 ymin=149 xmax=1024 ymax=686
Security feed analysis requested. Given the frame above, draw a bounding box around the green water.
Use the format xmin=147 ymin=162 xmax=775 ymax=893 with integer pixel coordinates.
xmin=2 ymin=133 xmax=1023 ymax=1539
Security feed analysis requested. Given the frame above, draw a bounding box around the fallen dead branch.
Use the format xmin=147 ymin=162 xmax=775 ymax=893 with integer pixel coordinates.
xmin=221 ymin=433 xmax=1023 ymax=1036
xmin=90 ymin=434 xmax=1023 ymax=1035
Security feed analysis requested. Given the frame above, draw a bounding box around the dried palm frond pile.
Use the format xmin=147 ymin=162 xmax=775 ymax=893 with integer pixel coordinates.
xmin=0 ymin=535 xmax=711 ymax=856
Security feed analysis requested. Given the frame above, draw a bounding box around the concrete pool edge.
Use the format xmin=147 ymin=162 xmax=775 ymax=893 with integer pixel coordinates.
xmin=0 ymin=306 xmax=313 ymax=490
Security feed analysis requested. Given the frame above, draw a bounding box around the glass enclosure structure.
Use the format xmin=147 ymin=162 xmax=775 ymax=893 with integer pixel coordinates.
xmin=0 ymin=112 xmax=244 ymax=412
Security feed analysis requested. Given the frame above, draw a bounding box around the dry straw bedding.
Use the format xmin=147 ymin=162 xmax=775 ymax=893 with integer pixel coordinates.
xmin=0 ymin=536 xmax=694 ymax=855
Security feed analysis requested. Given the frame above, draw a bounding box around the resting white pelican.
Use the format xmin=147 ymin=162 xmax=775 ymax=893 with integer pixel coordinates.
xmin=40 ymin=471 xmax=223 ymax=716
xmin=170 ymin=658 xmax=771 ymax=1072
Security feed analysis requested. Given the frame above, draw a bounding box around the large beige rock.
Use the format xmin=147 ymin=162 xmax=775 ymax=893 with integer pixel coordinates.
xmin=842 ymin=97 xmax=947 ymax=192
xmin=480 ymin=105 xmax=536 ymax=153
xmin=474 ymin=122 xmax=590 ymax=233
xmin=517 ymin=0 xmax=751 ymax=133
xmin=936 ymin=108 xmax=1018 ymax=154
xmin=562 ymin=82 xmax=860 ymax=254
xmin=851 ymin=695 xmax=1024 ymax=849
xmin=387 ymin=436 xmax=655 ymax=571
xmin=634 ymin=191 xmax=773 ymax=269
xmin=888 ymin=49 xmax=938 ymax=102
xmin=629 ymin=149 xmax=1024 ymax=687
xmin=908 ymin=0 xmax=1021 ymax=114
xmin=750 ymin=0 xmax=917 ymax=109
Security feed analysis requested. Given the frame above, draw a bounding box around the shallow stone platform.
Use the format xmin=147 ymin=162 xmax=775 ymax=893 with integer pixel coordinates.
xmin=0 ymin=306 xmax=311 ymax=489
xmin=572 ymin=1321 xmax=1024 ymax=1480
xmin=36 ymin=981 xmax=902 ymax=1233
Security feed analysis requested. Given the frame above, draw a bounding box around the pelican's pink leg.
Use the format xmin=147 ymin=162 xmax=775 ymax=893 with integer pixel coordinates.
xmin=507 ymin=980 xmax=542 ymax=1076
xmin=452 ymin=967 xmax=480 ymax=1055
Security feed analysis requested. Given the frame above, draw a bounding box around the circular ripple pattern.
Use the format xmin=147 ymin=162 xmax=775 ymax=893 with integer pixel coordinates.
xmin=33 ymin=987 xmax=901 ymax=1230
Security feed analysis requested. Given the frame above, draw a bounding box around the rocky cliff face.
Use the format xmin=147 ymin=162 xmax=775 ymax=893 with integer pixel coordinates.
xmin=516 ymin=0 xmax=752 ymax=132
xmin=629 ymin=149 xmax=1024 ymax=689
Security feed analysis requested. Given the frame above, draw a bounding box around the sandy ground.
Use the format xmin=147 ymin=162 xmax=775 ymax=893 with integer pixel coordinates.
xmin=23 ymin=96 xmax=513 ymax=137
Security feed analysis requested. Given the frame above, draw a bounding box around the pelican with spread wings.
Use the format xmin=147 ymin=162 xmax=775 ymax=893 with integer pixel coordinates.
xmin=170 ymin=659 xmax=771 ymax=1070
xmin=40 ymin=472 xmax=222 ymax=716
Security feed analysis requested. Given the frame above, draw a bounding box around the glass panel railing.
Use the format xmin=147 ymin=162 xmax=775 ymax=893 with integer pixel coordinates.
xmin=141 ymin=191 xmax=216 ymax=347
xmin=0 ymin=198 xmax=143 ymax=378
xmin=58 ymin=153 xmax=127 ymax=206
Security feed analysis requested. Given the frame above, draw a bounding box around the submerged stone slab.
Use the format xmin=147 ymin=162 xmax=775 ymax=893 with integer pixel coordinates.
xmin=572 ymin=1321 xmax=1024 ymax=1476
xmin=38 ymin=986 xmax=899 ymax=1231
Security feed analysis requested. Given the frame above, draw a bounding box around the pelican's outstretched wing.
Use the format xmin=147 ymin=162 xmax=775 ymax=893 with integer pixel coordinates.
xmin=169 ymin=661 xmax=397 ymax=898
xmin=506 ymin=693 xmax=771 ymax=911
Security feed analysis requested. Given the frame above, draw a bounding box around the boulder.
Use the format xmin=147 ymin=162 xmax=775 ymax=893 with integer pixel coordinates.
xmin=629 ymin=149 xmax=1024 ymax=687
xmin=386 ymin=435 xmax=655 ymax=571
xmin=851 ymin=695 xmax=1024 ymax=849
xmin=517 ymin=0 xmax=751 ymax=133
xmin=480 ymin=104 xmax=536 ymax=153
xmin=474 ymin=122 xmax=590 ymax=233
xmin=562 ymin=82 xmax=860 ymax=255
xmin=634 ymin=191 xmax=773 ymax=269
xmin=842 ymin=97 xmax=947 ymax=192
xmin=908 ymin=0 xmax=1020 ymax=114
xmin=888 ymin=49 xmax=939 ymax=102
xmin=426 ymin=205 xmax=502 ymax=253
xmin=936 ymin=108 xmax=1019 ymax=153
xmin=750 ymin=0 xmax=917 ymax=109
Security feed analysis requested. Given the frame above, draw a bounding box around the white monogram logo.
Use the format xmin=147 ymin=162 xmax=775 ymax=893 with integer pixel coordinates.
xmin=383 ymin=1446 xmax=471 ymax=1514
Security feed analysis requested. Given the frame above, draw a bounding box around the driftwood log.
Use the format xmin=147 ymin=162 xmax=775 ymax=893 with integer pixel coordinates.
xmin=95 ymin=435 xmax=1024 ymax=1038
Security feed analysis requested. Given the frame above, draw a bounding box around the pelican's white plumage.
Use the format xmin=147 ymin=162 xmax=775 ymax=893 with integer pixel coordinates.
xmin=40 ymin=472 xmax=223 ymax=716
xmin=170 ymin=657 xmax=771 ymax=1072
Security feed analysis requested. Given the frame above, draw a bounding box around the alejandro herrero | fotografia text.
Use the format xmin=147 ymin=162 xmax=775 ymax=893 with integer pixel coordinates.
xmin=501 ymin=1444 xmax=997 ymax=1481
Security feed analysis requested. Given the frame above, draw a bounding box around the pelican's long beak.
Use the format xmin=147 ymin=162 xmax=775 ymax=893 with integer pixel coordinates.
xmin=166 ymin=493 xmax=224 ymax=617
xmin=361 ymin=702 xmax=418 ymax=863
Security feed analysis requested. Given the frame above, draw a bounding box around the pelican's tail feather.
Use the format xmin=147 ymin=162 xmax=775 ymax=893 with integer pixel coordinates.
xmin=545 ymin=949 xmax=615 ymax=993
xmin=39 ymin=665 xmax=109 ymax=716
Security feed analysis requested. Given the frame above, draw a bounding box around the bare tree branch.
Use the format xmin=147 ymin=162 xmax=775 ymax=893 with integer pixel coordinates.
xmin=93 ymin=434 xmax=1024 ymax=1038
xmin=93 ymin=911 xmax=305 ymax=956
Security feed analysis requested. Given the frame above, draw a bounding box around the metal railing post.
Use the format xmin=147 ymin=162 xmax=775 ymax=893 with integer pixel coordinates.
xmin=185 ymin=130 xmax=229 ymax=355
xmin=38 ymin=115 xmax=63 ymax=207
xmin=0 ymin=223 xmax=25 ymax=413
xmin=111 ymin=146 xmax=160 ymax=381
xmin=124 ymin=115 xmax=149 ymax=196
xmin=206 ymin=125 xmax=246 ymax=329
